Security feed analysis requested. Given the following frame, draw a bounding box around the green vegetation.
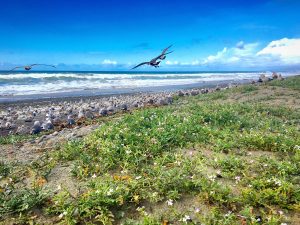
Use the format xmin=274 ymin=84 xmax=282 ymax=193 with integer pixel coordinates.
xmin=268 ymin=76 xmax=300 ymax=90
xmin=1 ymin=76 xmax=300 ymax=224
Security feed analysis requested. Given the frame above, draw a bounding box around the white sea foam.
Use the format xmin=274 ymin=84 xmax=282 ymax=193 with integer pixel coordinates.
xmin=0 ymin=72 xmax=296 ymax=96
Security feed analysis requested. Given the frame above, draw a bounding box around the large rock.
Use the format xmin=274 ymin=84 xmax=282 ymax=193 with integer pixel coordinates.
xmin=31 ymin=121 xmax=42 ymax=134
xmin=272 ymin=72 xmax=279 ymax=79
xmin=16 ymin=125 xmax=30 ymax=135
xmin=120 ymin=104 xmax=128 ymax=111
xmin=52 ymin=117 xmax=62 ymax=126
xmin=201 ymin=89 xmax=209 ymax=94
xmin=42 ymin=120 xmax=54 ymax=130
xmin=99 ymin=108 xmax=108 ymax=116
xmin=24 ymin=116 xmax=33 ymax=122
xmin=191 ymin=90 xmax=199 ymax=96
xmin=178 ymin=90 xmax=185 ymax=97
xmin=278 ymin=74 xmax=284 ymax=80
xmin=157 ymin=98 xmax=168 ymax=106
xmin=78 ymin=109 xmax=85 ymax=119
xmin=107 ymin=106 xmax=115 ymax=113
xmin=258 ymin=74 xmax=268 ymax=83
xmin=166 ymin=96 xmax=173 ymax=104
xmin=67 ymin=115 xmax=76 ymax=125
xmin=85 ymin=110 xmax=94 ymax=119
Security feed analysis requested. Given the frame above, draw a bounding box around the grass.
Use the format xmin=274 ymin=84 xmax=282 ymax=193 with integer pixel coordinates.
xmin=268 ymin=76 xmax=300 ymax=90
xmin=1 ymin=76 xmax=300 ymax=224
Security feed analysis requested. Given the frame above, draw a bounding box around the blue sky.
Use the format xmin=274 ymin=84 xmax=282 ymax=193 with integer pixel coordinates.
xmin=0 ymin=0 xmax=300 ymax=71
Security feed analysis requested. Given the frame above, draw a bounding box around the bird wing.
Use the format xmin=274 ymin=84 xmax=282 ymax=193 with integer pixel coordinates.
xmin=30 ymin=64 xmax=56 ymax=68
xmin=164 ymin=50 xmax=173 ymax=55
xmin=132 ymin=62 xmax=150 ymax=69
xmin=161 ymin=45 xmax=173 ymax=55
xmin=9 ymin=66 xmax=24 ymax=71
xmin=152 ymin=46 xmax=174 ymax=62
xmin=150 ymin=55 xmax=161 ymax=63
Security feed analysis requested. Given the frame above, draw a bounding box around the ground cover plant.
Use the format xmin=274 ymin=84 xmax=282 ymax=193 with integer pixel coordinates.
xmin=1 ymin=76 xmax=300 ymax=224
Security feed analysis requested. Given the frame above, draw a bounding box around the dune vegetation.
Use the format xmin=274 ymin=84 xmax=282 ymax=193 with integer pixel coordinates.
xmin=1 ymin=76 xmax=300 ymax=224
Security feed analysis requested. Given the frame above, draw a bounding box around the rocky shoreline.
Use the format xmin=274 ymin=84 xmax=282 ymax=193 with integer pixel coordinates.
xmin=0 ymin=73 xmax=285 ymax=137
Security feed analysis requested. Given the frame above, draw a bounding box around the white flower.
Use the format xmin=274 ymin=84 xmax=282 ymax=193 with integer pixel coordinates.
xmin=182 ymin=215 xmax=191 ymax=223
xmin=166 ymin=199 xmax=173 ymax=206
xmin=280 ymin=223 xmax=287 ymax=225
xmin=121 ymin=169 xmax=128 ymax=174
xmin=125 ymin=150 xmax=132 ymax=154
xmin=57 ymin=184 xmax=62 ymax=190
xmin=208 ymin=175 xmax=216 ymax=182
xmin=195 ymin=207 xmax=200 ymax=213
xmin=225 ymin=211 xmax=232 ymax=217
xmin=235 ymin=176 xmax=241 ymax=183
xmin=175 ymin=160 xmax=181 ymax=166
xmin=278 ymin=210 xmax=284 ymax=215
xmin=58 ymin=211 xmax=67 ymax=219
xmin=136 ymin=206 xmax=145 ymax=211
xmin=135 ymin=176 xmax=142 ymax=180
xmin=92 ymin=174 xmax=97 ymax=179
xmin=107 ymin=188 xmax=114 ymax=196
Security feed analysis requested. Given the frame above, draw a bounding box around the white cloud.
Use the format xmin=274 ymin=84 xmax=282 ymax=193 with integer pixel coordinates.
xmin=257 ymin=38 xmax=300 ymax=64
xmin=165 ymin=60 xmax=179 ymax=65
xmin=203 ymin=47 xmax=227 ymax=64
xmin=102 ymin=59 xmax=117 ymax=65
xmin=142 ymin=38 xmax=300 ymax=70
xmin=179 ymin=38 xmax=300 ymax=69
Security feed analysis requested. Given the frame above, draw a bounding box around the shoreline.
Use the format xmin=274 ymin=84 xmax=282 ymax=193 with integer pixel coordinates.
xmin=0 ymin=78 xmax=250 ymax=105
xmin=0 ymin=75 xmax=297 ymax=137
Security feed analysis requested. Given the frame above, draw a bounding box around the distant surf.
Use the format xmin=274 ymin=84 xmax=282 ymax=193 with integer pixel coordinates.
xmin=0 ymin=71 xmax=296 ymax=100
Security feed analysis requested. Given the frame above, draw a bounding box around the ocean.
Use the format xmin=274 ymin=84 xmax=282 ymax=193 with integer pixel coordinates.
xmin=0 ymin=71 xmax=296 ymax=102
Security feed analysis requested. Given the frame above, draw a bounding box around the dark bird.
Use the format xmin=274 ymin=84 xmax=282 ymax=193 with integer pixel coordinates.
xmin=132 ymin=45 xmax=173 ymax=69
xmin=10 ymin=64 xmax=56 ymax=71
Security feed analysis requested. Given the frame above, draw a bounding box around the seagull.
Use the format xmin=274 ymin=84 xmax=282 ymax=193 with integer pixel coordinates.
xmin=132 ymin=45 xmax=173 ymax=69
xmin=9 ymin=64 xmax=56 ymax=71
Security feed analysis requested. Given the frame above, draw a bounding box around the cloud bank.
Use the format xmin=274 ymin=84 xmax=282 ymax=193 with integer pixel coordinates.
xmin=166 ymin=38 xmax=300 ymax=70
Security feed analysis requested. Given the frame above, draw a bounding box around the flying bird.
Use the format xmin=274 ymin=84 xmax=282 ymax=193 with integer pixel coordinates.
xmin=9 ymin=64 xmax=56 ymax=71
xmin=132 ymin=45 xmax=173 ymax=69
